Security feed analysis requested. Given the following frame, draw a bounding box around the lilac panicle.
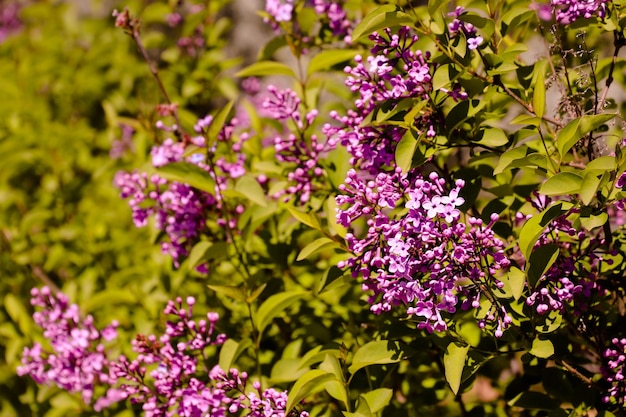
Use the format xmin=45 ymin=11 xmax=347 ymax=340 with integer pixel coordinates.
xmin=114 ymin=116 xmax=247 ymax=268
xmin=17 ymin=287 xmax=121 ymax=407
xmin=602 ymin=337 xmax=626 ymax=405
xmin=263 ymin=85 xmax=336 ymax=205
xmin=336 ymin=169 xmax=511 ymax=335
xmin=19 ymin=289 xmax=309 ymax=416
xmin=551 ymin=0 xmax=609 ymax=24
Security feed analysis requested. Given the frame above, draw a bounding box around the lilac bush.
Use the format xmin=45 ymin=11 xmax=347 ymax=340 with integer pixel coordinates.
xmin=14 ymin=0 xmax=626 ymax=415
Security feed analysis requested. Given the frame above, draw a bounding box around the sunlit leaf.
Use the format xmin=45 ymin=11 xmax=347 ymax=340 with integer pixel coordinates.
xmin=443 ymin=343 xmax=469 ymax=395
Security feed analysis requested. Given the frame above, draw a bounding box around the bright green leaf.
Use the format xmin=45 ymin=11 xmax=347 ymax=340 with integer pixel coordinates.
xmin=348 ymin=340 xmax=411 ymax=375
xmin=287 ymin=206 xmax=323 ymax=231
xmin=297 ymin=237 xmax=338 ymax=261
xmin=493 ymin=146 xmax=527 ymax=175
xmin=156 ymin=162 xmax=216 ymax=194
xmin=286 ymin=370 xmax=334 ymax=413
xmin=556 ymin=114 xmax=616 ymax=158
xmin=207 ymin=285 xmax=247 ymax=301
xmin=235 ymin=175 xmax=267 ymax=207
xmin=307 ymin=50 xmax=359 ymax=76
xmin=518 ymin=202 xmax=569 ymax=260
xmin=579 ymin=173 xmax=601 ymax=205
xmin=256 ymin=291 xmax=307 ymax=336
xmin=361 ymin=388 xmax=393 ymax=413
xmin=207 ymin=100 xmax=234 ymax=143
xmin=503 ymin=267 xmax=526 ymax=300
xmin=350 ymin=5 xmax=414 ymax=41
xmin=219 ymin=338 xmax=252 ymax=371
xmin=530 ymin=338 xmax=554 ymax=359
xmin=539 ymin=172 xmax=583 ymax=196
xmin=236 ymin=61 xmax=296 ymax=78
xmin=395 ymin=130 xmax=418 ymax=174
xmin=580 ymin=212 xmax=608 ymax=230
xmin=443 ymin=343 xmax=469 ymax=395
xmin=479 ymin=127 xmax=509 ymax=147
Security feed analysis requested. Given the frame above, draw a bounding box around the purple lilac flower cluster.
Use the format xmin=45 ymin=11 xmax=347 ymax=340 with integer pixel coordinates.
xmin=448 ymin=7 xmax=483 ymax=50
xmin=523 ymin=195 xmax=600 ymax=317
xmin=263 ymin=86 xmax=337 ymax=204
xmin=17 ymin=287 xmax=120 ymax=407
xmin=264 ymin=0 xmax=353 ymax=46
xmin=19 ymin=289 xmax=308 ymax=417
xmin=310 ymin=0 xmax=352 ymax=41
xmin=602 ymin=337 xmax=626 ymax=405
xmin=114 ymin=117 xmax=247 ymax=268
xmin=0 ymin=1 xmax=21 ymax=43
xmin=324 ymin=27 xmax=466 ymax=174
xmin=551 ymin=0 xmax=609 ymax=24
xmin=336 ymin=169 xmax=511 ymax=335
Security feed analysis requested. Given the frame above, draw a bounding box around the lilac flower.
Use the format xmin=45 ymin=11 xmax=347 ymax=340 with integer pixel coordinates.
xmin=0 ymin=1 xmax=21 ymax=43
xmin=115 ymin=117 xmax=248 ymax=268
xmin=551 ymin=0 xmax=609 ymax=24
xmin=336 ymin=169 xmax=511 ymax=335
xmin=265 ymin=0 xmax=294 ymax=28
xmin=20 ymin=289 xmax=308 ymax=416
xmin=448 ymin=7 xmax=483 ymax=51
xmin=602 ymin=337 xmax=626 ymax=405
xmin=17 ymin=287 xmax=121 ymax=407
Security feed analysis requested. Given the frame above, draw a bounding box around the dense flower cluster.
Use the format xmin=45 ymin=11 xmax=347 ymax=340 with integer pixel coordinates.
xmin=324 ymin=26 xmax=467 ymax=173
xmin=17 ymin=287 xmax=119 ymax=406
xmin=336 ymin=169 xmax=512 ymax=334
xmin=115 ymin=117 xmax=246 ymax=267
xmin=263 ymin=86 xmax=336 ymax=204
xmin=551 ymin=0 xmax=609 ymax=24
xmin=19 ymin=289 xmax=307 ymax=417
xmin=448 ymin=7 xmax=483 ymax=50
xmin=602 ymin=337 xmax=626 ymax=405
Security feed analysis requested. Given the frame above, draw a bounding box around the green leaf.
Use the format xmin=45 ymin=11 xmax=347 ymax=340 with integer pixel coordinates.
xmin=324 ymin=380 xmax=349 ymax=406
xmin=503 ymin=267 xmax=525 ymax=300
xmin=584 ymin=155 xmax=617 ymax=172
xmin=510 ymin=114 xmax=541 ymax=127
xmin=235 ymin=61 xmax=296 ymax=78
xmin=319 ymin=354 xmax=344 ymax=380
xmin=556 ymin=114 xmax=616 ymax=158
xmin=207 ymin=285 xmax=247 ymax=302
xmin=530 ymin=338 xmax=554 ymax=359
xmin=518 ymin=203 xmax=569 ymax=260
xmin=479 ymin=127 xmax=509 ymax=147
xmin=235 ymin=175 xmax=267 ymax=207
xmin=444 ymin=343 xmax=470 ymax=395
xmin=527 ymin=244 xmax=559 ymax=288
xmin=361 ymin=388 xmax=393 ymax=413
xmin=539 ymin=172 xmax=583 ymax=196
xmin=533 ymin=69 xmax=546 ymax=118
xmin=307 ymin=49 xmax=359 ymax=76
xmin=493 ymin=146 xmax=527 ymax=175
xmin=287 ymin=206 xmax=323 ymax=231
xmin=256 ymin=291 xmax=307 ymax=336
xmin=286 ymin=370 xmax=334 ymax=413
xmin=4 ymin=293 xmax=32 ymax=335
xmin=207 ymin=100 xmax=234 ymax=143
xmin=349 ymin=340 xmax=410 ymax=375
xmin=187 ymin=241 xmax=213 ymax=269
xmin=219 ymin=338 xmax=252 ymax=371
xmin=297 ymin=237 xmax=338 ymax=261
xmin=579 ymin=173 xmax=601 ymax=205
xmin=432 ymin=64 xmax=452 ymax=91
xmin=580 ymin=212 xmax=608 ymax=230
xmin=350 ymin=5 xmax=414 ymax=41
xmin=395 ymin=130 xmax=418 ymax=174
xmin=271 ymin=358 xmax=310 ymax=383
xmin=156 ymin=162 xmax=216 ymax=194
